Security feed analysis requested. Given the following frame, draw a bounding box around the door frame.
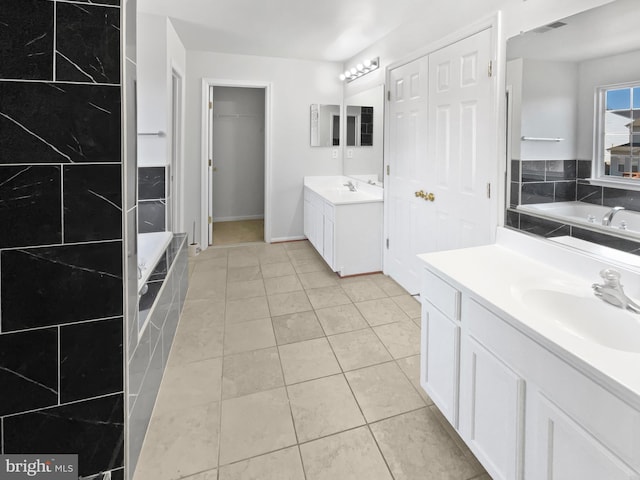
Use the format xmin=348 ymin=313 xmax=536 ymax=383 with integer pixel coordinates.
xmin=200 ymin=78 xmax=273 ymax=247
xmin=382 ymin=12 xmax=506 ymax=276
xmin=170 ymin=63 xmax=185 ymax=233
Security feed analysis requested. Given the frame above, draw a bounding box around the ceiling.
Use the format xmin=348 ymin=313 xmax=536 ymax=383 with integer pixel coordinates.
xmin=507 ymin=0 xmax=639 ymax=62
xmin=137 ymin=0 xmax=437 ymax=62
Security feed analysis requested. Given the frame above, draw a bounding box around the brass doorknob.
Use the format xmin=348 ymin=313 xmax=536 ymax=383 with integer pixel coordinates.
xmin=414 ymin=190 xmax=426 ymax=198
xmin=427 ymin=192 xmax=435 ymax=202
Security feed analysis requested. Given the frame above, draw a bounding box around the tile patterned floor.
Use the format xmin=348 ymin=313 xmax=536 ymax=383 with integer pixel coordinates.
xmin=133 ymin=240 xmax=490 ymax=480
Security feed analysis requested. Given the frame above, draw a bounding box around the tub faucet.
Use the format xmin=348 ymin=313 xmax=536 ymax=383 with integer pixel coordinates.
xmin=343 ymin=181 xmax=357 ymax=192
xmin=602 ymin=206 xmax=625 ymax=226
xmin=592 ymin=268 xmax=640 ymax=314
xmin=137 ymin=265 xmax=143 ymax=280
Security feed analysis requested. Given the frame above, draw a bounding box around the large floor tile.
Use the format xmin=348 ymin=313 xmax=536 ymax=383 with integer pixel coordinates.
xmin=169 ymin=308 xmax=225 ymax=366
xmin=355 ymin=297 xmax=409 ymax=326
xmin=227 ymin=265 xmax=262 ymax=282
xmin=291 ymin=257 xmax=330 ymax=274
xmin=345 ymin=362 xmax=425 ymax=422
xmin=370 ymin=408 xmax=484 ymax=480
xmin=267 ymin=291 xmax=312 ymax=316
xmin=224 ymin=318 xmax=276 ymax=355
xmin=300 ymin=427 xmax=392 ymax=480
xmin=315 ymin=304 xmax=369 ymax=335
xmin=264 ymin=274 xmax=303 ymax=295
xmin=298 ymin=270 xmax=338 ymax=289
xmin=396 ymin=355 xmax=433 ymax=405
xmin=227 ymin=253 xmax=260 ymax=268
xmin=272 ymin=311 xmax=325 ymax=345
xmin=225 ymin=296 xmax=270 ymax=324
xmin=278 ymin=338 xmax=341 ymax=384
xmin=186 ymin=277 xmax=227 ymax=301
xmin=306 ymin=286 xmax=351 ymax=310
xmin=218 ymin=446 xmax=305 ymax=480
xmin=219 ymin=387 xmax=297 ymax=465
xmin=153 ymin=357 xmax=222 ymax=414
xmin=181 ymin=298 xmax=226 ymax=325
xmin=373 ymin=321 xmax=420 ymax=358
xmin=288 ymin=374 xmax=365 ymax=442
xmin=328 ymin=329 xmax=392 ymax=371
xmin=133 ymin=401 xmax=220 ymax=480
xmin=261 ymin=261 xmax=296 ymax=278
xmin=391 ymin=294 xmax=422 ymax=318
xmin=182 ymin=469 xmax=217 ymax=480
xmin=341 ymin=279 xmax=388 ymax=302
xmin=226 ymin=279 xmax=266 ymax=300
xmin=371 ymin=275 xmax=407 ymax=297
xmin=222 ymin=347 xmax=284 ymax=399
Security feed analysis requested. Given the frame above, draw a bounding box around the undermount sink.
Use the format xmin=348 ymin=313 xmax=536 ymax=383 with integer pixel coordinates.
xmin=515 ymin=285 xmax=640 ymax=353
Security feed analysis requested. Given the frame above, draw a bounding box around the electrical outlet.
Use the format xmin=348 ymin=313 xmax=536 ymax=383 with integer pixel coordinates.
xmin=332 ymin=149 xmax=338 ymax=159
xmin=347 ymin=149 xmax=354 ymax=158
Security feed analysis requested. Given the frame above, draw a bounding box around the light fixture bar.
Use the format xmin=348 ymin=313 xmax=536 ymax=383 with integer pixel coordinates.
xmin=340 ymin=57 xmax=379 ymax=82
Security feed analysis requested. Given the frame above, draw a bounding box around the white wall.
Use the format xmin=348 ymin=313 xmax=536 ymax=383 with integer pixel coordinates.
xmin=577 ymin=49 xmax=640 ymax=160
xmin=520 ymin=59 xmax=578 ymax=160
xmin=184 ymin=51 xmax=344 ymax=242
xmin=137 ymin=15 xmax=186 ymax=167
xmin=211 ymin=87 xmax=265 ymax=221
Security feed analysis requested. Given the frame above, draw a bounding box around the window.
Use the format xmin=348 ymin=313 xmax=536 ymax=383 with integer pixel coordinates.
xmin=596 ymin=83 xmax=640 ymax=181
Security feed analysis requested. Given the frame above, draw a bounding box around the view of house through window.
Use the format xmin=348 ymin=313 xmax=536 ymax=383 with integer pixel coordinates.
xmin=601 ymin=84 xmax=640 ymax=179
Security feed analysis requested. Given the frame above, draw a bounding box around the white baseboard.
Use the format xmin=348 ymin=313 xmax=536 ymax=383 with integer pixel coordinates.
xmin=271 ymin=235 xmax=307 ymax=243
xmin=213 ymin=214 xmax=264 ymax=223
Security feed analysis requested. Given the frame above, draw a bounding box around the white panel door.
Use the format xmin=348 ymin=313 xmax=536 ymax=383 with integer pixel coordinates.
xmin=386 ymin=28 xmax=496 ymax=294
xmin=421 ymin=301 xmax=460 ymax=427
xmin=459 ymin=335 xmax=525 ymax=480
xmin=387 ymin=57 xmax=431 ymax=293
xmin=427 ymin=28 xmax=495 ymax=252
xmin=528 ymin=392 xmax=640 ymax=480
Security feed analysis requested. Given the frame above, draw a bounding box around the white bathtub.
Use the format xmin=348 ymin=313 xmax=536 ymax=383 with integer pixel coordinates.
xmin=518 ymin=201 xmax=640 ymax=233
xmin=138 ymin=231 xmax=173 ymax=292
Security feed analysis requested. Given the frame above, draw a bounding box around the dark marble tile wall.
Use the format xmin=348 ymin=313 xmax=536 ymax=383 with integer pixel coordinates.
xmin=515 ymin=159 xmax=577 ymax=205
xmin=138 ymin=166 xmax=167 ymax=233
xmin=0 ymin=0 xmax=126 ymax=479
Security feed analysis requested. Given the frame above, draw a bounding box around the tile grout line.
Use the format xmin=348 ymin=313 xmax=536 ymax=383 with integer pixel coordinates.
xmin=215 ymin=251 xmax=229 ymax=477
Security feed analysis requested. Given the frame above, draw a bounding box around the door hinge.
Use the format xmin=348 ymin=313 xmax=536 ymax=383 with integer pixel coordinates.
xmin=208 ymin=101 xmax=213 ymax=109
xmin=486 ymin=182 xmax=491 ymax=199
xmin=386 ymin=238 xmax=390 ymax=249
xmin=208 ymin=159 xmax=212 ymax=167
xmin=386 ymin=165 xmax=390 ymax=176
xmin=208 ymin=216 xmax=212 ymax=224
xmin=387 ymin=90 xmax=391 ymax=101
xmin=488 ymin=61 xmax=493 ymax=78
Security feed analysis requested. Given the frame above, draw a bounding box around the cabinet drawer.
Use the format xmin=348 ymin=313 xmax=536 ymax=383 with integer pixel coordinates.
xmin=422 ymin=268 xmax=460 ymax=319
xmin=323 ymin=201 xmax=335 ymax=221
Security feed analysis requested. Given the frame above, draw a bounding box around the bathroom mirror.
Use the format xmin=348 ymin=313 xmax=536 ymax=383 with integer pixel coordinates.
xmin=343 ymin=85 xmax=384 ymax=186
xmin=310 ymin=103 xmax=340 ymax=147
xmin=346 ymin=105 xmax=374 ymax=146
xmin=506 ymin=0 xmax=640 ymax=249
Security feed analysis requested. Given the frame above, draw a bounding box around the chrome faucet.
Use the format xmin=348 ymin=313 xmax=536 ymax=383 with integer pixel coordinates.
xmin=602 ymin=206 xmax=625 ymax=226
xmin=343 ymin=181 xmax=357 ymax=192
xmin=592 ymin=268 xmax=640 ymax=313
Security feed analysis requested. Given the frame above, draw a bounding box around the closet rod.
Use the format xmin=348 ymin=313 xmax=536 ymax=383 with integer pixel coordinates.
xmin=138 ymin=131 xmax=166 ymax=137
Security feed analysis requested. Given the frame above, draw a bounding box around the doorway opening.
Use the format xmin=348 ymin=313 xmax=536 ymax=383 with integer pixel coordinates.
xmin=201 ymin=80 xmax=271 ymax=247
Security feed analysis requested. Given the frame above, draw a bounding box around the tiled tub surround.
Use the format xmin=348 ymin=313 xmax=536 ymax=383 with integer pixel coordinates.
xmin=508 ymin=158 xmax=640 ymax=256
xmin=0 ymin=0 xmax=127 ymax=479
xmin=138 ymin=166 xmax=167 ymax=233
xmin=128 ymin=233 xmax=188 ymax=478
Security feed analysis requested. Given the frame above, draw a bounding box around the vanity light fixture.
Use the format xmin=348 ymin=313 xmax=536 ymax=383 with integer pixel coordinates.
xmin=339 ymin=57 xmax=379 ymax=82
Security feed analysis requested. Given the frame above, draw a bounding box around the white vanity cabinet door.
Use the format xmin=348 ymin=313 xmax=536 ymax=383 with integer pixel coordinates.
xmin=459 ymin=335 xmax=525 ymax=480
xmin=421 ymin=300 xmax=460 ymax=427
xmin=527 ymin=391 xmax=640 ymax=480
xmin=303 ymin=188 xmax=324 ymax=254
xmin=323 ymin=215 xmax=334 ymax=269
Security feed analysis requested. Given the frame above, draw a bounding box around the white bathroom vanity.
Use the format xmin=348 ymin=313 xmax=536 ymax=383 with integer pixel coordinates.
xmin=418 ymin=227 xmax=640 ymax=480
xmin=303 ymin=176 xmax=383 ymax=276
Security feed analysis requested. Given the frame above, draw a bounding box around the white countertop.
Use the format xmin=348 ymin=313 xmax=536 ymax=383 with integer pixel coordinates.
xmin=417 ymin=228 xmax=640 ymax=406
xmin=304 ymin=176 xmax=383 ymax=205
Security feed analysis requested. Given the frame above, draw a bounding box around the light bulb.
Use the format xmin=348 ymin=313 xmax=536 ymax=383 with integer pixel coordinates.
xmin=339 ymin=74 xmax=346 ymax=81
xmin=363 ymin=59 xmax=372 ymax=68
xmin=350 ymin=67 xmax=357 ymax=75
xmin=344 ymin=70 xmax=352 ymax=78
xmin=357 ymin=63 xmax=364 ymax=72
